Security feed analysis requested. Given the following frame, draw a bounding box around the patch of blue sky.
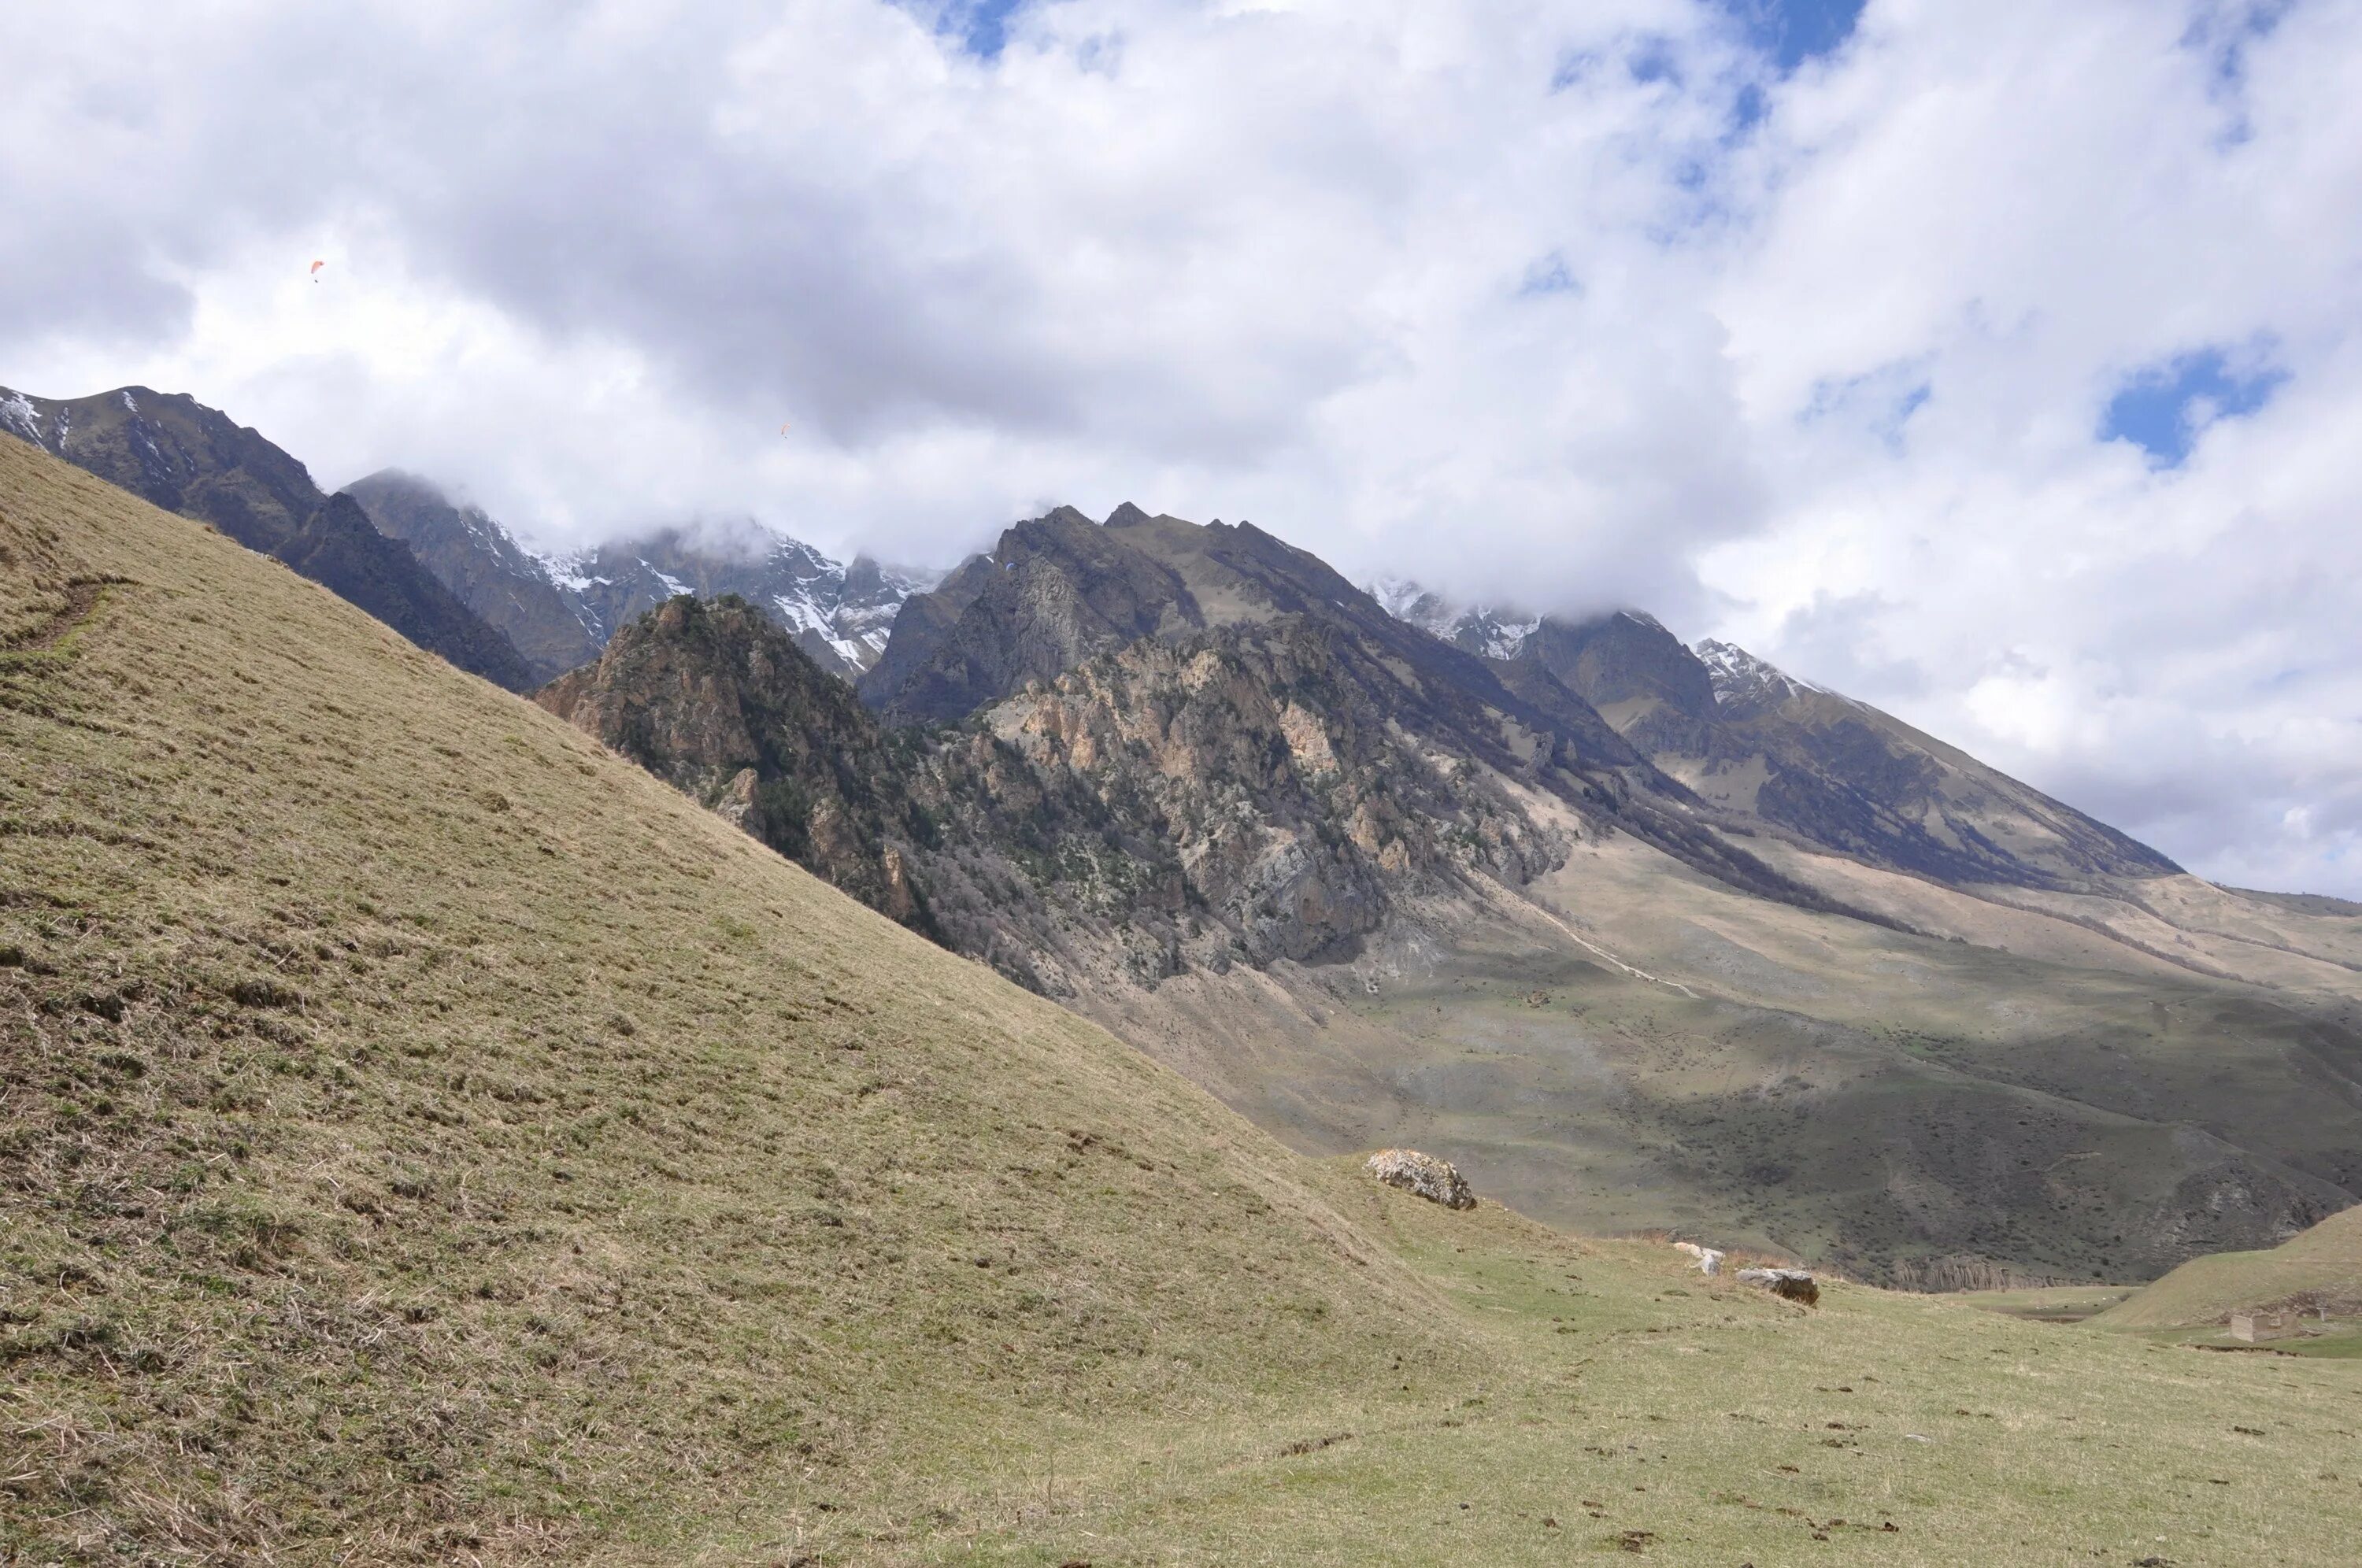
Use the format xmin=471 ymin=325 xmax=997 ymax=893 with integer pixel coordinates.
xmin=1800 ymin=361 xmax=1933 ymax=452
xmin=1719 ymin=0 xmax=1867 ymax=72
xmin=905 ymin=0 xmax=1027 ymax=60
xmin=1628 ymin=35 xmax=1683 ymax=86
xmin=2100 ymin=345 xmax=2287 ymax=468
xmin=1518 ymin=254 xmax=1580 ymax=298
xmin=2181 ymin=0 xmax=2296 ymax=87
xmin=2179 ymin=0 xmax=2296 ymax=145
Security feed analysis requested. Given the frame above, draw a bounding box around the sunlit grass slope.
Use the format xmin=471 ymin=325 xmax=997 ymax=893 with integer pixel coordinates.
xmin=906 ymin=1174 xmax=2362 ymax=1566
xmin=6 ymin=435 xmax=2361 ymax=1566
xmin=0 ymin=438 xmax=1454 ymax=1559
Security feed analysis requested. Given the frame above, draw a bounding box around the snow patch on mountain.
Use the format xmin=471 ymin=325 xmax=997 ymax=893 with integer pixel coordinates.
xmin=1694 ymin=638 xmax=1823 ymax=709
xmin=524 ymin=523 xmax=935 ymax=674
xmin=0 ymin=391 xmax=43 ymax=443
xmin=1365 ymin=576 xmax=1538 ymax=659
xmin=534 ymin=549 xmax=604 ymax=597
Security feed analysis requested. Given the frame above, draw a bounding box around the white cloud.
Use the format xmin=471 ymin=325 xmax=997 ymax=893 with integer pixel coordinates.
xmin=2 ymin=0 xmax=2359 ymax=894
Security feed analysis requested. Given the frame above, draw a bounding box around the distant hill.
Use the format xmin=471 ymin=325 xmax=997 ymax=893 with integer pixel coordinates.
xmin=0 ymin=385 xmax=533 ymax=689
xmin=2097 ymin=1203 xmax=2362 ymax=1329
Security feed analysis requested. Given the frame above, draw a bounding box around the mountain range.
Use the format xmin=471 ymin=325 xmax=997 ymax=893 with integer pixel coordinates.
xmin=345 ymin=469 xmax=935 ymax=684
xmin=9 ymin=383 xmax=2360 ymax=1293
xmin=0 ymin=385 xmax=934 ymax=692
xmin=546 ymin=501 xmax=2362 ymax=1289
xmin=9 ymin=397 xmax=2362 ymax=1564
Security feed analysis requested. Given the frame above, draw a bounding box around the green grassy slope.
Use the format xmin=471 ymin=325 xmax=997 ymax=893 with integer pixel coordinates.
xmin=2098 ymin=1204 xmax=2362 ymax=1331
xmin=6 ymin=435 xmax=2361 ymax=1566
xmin=909 ymin=1178 xmax=2362 ymax=1566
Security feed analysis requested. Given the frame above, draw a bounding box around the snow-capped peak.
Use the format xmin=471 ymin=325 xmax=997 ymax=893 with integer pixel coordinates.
xmin=1365 ymin=576 xmax=1538 ymax=659
xmin=1693 ymin=638 xmax=1821 ymax=709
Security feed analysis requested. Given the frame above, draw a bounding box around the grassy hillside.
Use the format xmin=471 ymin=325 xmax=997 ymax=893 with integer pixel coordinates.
xmin=0 ymin=438 xmax=1453 ymax=1559
xmin=913 ymin=1182 xmax=2362 ymax=1566
xmin=6 ymin=435 xmax=2362 ymax=1565
xmin=2098 ymin=1204 xmax=2362 ymax=1332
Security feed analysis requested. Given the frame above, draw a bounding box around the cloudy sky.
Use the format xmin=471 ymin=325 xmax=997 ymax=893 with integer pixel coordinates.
xmin=5 ymin=0 xmax=2358 ymax=896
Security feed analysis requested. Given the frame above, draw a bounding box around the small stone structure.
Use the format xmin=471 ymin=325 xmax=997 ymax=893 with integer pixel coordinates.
xmin=2228 ymin=1309 xmax=2286 ymax=1343
xmin=1364 ymin=1148 xmax=1476 ymax=1210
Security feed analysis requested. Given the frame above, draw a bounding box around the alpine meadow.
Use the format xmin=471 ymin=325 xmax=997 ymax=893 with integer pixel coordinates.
xmin=8 ymin=2 xmax=2362 ymax=1564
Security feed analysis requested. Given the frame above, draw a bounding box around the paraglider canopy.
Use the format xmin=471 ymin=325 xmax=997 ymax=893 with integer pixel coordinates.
xmin=779 ymin=422 xmax=791 ymax=437
xmin=309 ymin=259 xmax=325 ymax=279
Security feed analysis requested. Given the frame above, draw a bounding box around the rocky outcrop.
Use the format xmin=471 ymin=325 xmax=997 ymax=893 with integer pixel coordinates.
xmin=864 ymin=505 xmax=1861 ymax=925
xmin=1735 ymin=1268 xmax=1820 ymax=1307
xmin=859 ymin=506 xmax=1204 ymax=725
xmin=1364 ymin=1149 xmax=1476 ymax=1210
xmin=989 ymin=617 xmax=1568 ymax=965
xmin=536 ymin=594 xmax=942 ymax=936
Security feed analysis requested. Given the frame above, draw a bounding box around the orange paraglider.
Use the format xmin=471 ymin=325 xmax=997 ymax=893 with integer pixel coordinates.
xmin=779 ymin=422 xmax=791 ymax=437
xmin=309 ymin=260 xmax=325 ymax=281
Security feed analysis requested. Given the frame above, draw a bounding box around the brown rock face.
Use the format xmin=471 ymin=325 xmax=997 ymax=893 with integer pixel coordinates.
xmin=536 ymin=594 xmax=944 ymax=939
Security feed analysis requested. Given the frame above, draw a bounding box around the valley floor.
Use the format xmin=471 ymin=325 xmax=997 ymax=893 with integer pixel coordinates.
xmin=689 ymin=1173 xmax=2362 ymax=1567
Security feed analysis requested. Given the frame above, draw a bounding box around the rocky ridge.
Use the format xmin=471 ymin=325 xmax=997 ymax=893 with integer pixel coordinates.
xmin=1359 ymin=581 xmax=2182 ymax=891
xmin=348 ymin=469 xmax=934 ymax=683
xmin=0 ymin=386 xmax=534 ymax=689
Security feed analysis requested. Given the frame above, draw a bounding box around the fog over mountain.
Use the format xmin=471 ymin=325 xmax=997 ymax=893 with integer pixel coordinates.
xmin=4 ymin=0 xmax=2359 ymax=893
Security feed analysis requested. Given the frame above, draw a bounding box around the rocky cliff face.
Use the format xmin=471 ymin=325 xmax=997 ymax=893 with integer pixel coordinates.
xmin=1 ymin=386 xmax=535 ymax=690
xmin=543 ymin=579 xmax=1586 ymax=992
xmin=858 ymin=505 xmax=1205 ymax=724
xmin=864 ymin=505 xmax=1858 ymax=922
xmin=556 ymin=505 xmax=1879 ymax=1004
xmin=536 ymin=595 xmax=937 ymax=932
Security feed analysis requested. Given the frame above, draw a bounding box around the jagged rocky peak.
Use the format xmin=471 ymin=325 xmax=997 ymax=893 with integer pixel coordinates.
xmin=534 ymin=521 xmax=938 ymax=678
xmin=342 ymin=470 xmax=938 ymax=682
xmin=1364 ymin=575 xmax=1539 ymax=660
xmin=1692 ymin=638 xmax=1823 ymax=715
